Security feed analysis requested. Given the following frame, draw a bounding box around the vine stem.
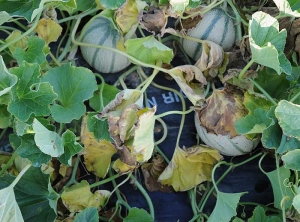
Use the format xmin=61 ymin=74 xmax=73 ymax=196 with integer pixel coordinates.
xmin=0 ymin=151 xmax=18 ymax=177
xmin=290 ymin=91 xmax=300 ymax=103
xmin=0 ymin=128 xmax=8 ymax=141
xmin=89 ymin=174 xmax=120 ymax=189
xmin=94 ymin=73 xmax=105 ymax=111
xmin=277 ymin=134 xmax=288 ymax=222
xmin=199 ymin=152 xmax=263 ymax=212
xmin=238 ymin=59 xmax=254 ymax=79
xmin=155 ymin=109 xmax=194 ymax=119
xmin=140 ymin=60 xmax=162 ymax=94
xmin=154 ymin=118 xmax=168 ymax=146
xmin=130 ymin=175 xmax=155 ymax=220
xmin=62 ymin=154 xmax=81 ymax=190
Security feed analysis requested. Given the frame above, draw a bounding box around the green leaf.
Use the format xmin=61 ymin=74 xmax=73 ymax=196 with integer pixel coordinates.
xmin=32 ymin=119 xmax=64 ymax=157
xmin=17 ymin=134 xmax=51 ymax=167
xmin=293 ymin=190 xmax=300 ymax=214
xmin=208 ymin=191 xmax=246 ymax=222
xmin=58 ymin=130 xmax=83 ymax=166
xmin=249 ymin=11 xmax=290 ymax=74
xmin=0 ymin=185 xmax=24 ymax=222
xmin=289 ymin=0 xmax=300 ymax=11
xmin=275 ymin=100 xmax=300 ymax=140
xmin=282 ymin=149 xmax=300 ymax=170
xmin=248 ymin=205 xmax=282 ymax=222
xmin=124 ymin=207 xmax=153 ymax=222
xmin=0 ymin=55 xmax=18 ymax=97
xmin=254 ymin=67 xmax=290 ymax=100
xmin=87 ymin=112 xmax=112 ymax=142
xmin=8 ymin=62 xmax=57 ymax=122
xmin=99 ymin=0 xmax=126 ymax=9
xmin=235 ymin=108 xmax=272 ymax=134
xmin=274 ymin=0 xmax=300 ymax=17
xmin=41 ymin=64 xmax=97 ymax=123
xmin=0 ymin=104 xmax=11 ymax=128
xmin=261 ymin=107 xmax=282 ymax=150
xmin=265 ymin=166 xmax=294 ymax=209
xmin=0 ymin=165 xmax=30 ymax=222
xmin=74 ymin=207 xmax=99 ymax=222
xmin=13 ymin=36 xmax=48 ymax=65
xmin=0 ymin=166 xmax=59 ymax=222
xmin=125 ymin=35 xmax=174 ymax=65
xmin=0 ymin=11 xmax=11 ymax=25
xmin=89 ymin=83 xmax=120 ymax=111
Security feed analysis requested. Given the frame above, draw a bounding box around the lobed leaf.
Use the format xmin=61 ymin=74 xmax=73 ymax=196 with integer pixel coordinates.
xmin=8 ymin=62 xmax=57 ymax=122
xmin=42 ymin=64 xmax=97 ymax=123
xmin=13 ymin=36 xmax=49 ymax=65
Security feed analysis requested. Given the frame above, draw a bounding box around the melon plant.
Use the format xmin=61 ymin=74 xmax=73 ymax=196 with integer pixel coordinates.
xmin=80 ymin=15 xmax=131 ymax=73
xmin=182 ymin=8 xmax=236 ymax=61
xmin=194 ymin=86 xmax=259 ymax=156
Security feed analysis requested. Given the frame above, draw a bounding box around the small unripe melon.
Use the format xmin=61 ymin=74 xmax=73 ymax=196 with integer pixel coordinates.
xmin=182 ymin=8 xmax=236 ymax=61
xmin=80 ymin=15 xmax=130 ymax=73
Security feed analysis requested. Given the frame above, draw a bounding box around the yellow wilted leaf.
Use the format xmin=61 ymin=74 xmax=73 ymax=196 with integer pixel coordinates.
xmin=158 ymin=145 xmax=223 ymax=191
xmin=115 ymin=0 xmax=147 ymax=36
xmin=112 ymin=158 xmax=136 ymax=174
xmin=35 ymin=18 xmax=62 ymax=44
xmin=81 ymin=116 xmax=117 ymax=178
xmin=61 ymin=180 xmax=110 ymax=212
xmin=5 ymin=30 xmax=28 ymax=55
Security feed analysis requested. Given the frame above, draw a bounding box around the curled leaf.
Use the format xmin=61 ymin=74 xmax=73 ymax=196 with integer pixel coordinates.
xmin=35 ymin=18 xmax=62 ymax=44
xmin=61 ymin=180 xmax=110 ymax=212
xmin=169 ymin=65 xmax=207 ymax=106
xmin=140 ymin=6 xmax=168 ymax=34
xmin=158 ymin=145 xmax=222 ymax=191
xmin=195 ymin=41 xmax=224 ymax=72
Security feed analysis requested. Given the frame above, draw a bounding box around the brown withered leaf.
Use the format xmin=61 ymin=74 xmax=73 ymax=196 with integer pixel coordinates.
xmin=198 ymin=86 xmax=248 ymax=138
xmin=140 ymin=6 xmax=168 ymax=34
xmin=141 ymin=155 xmax=173 ymax=192
xmin=195 ymin=41 xmax=224 ymax=72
